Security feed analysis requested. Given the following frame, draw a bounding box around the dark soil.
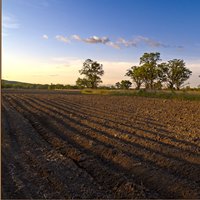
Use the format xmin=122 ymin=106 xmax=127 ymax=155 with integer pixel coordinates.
xmin=2 ymin=89 xmax=200 ymax=199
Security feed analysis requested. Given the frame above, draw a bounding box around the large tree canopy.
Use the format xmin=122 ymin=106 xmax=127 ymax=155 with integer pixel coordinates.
xmin=126 ymin=66 xmax=143 ymax=90
xmin=77 ymin=59 xmax=104 ymax=88
xmin=125 ymin=53 xmax=192 ymax=90
xmin=139 ymin=52 xmax=161 ymax=89
xmin=139 ymin=52 xmax=161 ymax=65
xmin=165 ymin=59 xmax=192 ymax=90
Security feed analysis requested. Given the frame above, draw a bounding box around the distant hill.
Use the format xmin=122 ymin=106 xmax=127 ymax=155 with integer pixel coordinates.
xmin=1 ymin=79 xmax=79 ymax=89
xmin=1 ymin=79 xmax=48 ymax=89
xmin=2 ymin=79 xmax=32 ymax=85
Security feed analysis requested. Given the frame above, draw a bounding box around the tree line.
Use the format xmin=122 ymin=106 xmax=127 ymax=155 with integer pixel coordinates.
xmin=76 ymin=52 xmax=193 ymax=90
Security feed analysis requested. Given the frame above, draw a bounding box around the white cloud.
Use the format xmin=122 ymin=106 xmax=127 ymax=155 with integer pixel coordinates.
xmin=136 ymin=36 xmax=168 ymax=47
xmin=115 ymin=36 xmax=168 ymax=48
xmin=55 ymin=35 xmax=70 ymax=43
xmin=42 ymin=34 xmax=48 ymax=40
xmin=116 ymin=38 xmax=137 ymax=47
xmin=72 ymin=34 xmax=122 ymax=49
xmin=84 ymin=36 xmax=110 ymax=44
xmin=70 ymin=34 xmax=173 ymax=49
xmin=72 ymin=34 xmax=110 ymax=44
xmin=106 ymin=41 xmax=121 ymax=49
xmin=72 ymin=34 xmax=82 ymax=41
xmin=57 ymin=34 xmax=183 ymax=50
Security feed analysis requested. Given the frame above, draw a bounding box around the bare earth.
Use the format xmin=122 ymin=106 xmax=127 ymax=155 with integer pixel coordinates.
xmin=2 ymin=89 xmax=200 ymax=199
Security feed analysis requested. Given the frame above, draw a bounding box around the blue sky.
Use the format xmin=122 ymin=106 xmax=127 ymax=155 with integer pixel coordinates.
xmin=2 ymin=0 xmax=200 ymax=86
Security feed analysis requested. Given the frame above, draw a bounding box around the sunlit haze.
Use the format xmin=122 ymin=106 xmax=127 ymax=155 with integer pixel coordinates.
xmin=2 ymin=0 xmax=200 ymax=87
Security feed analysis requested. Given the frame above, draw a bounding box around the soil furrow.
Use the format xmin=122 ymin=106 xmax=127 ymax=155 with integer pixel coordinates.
xmin=1 ymin=96 xmax=115 ymax=198
xmin=5 ymin=94 xmax=200 ymax=198
xmin=55 ymin=97 xmax=200 ymax=149
xmin=37 ymin=96 xmax=200 ymax=158
xmin=20 ymin=94 xmax=199 ymax=179
xmin=4 ymin=94 xmax=152 ymax=198
xmin=2 ymin=91 xmax=200 ymax=199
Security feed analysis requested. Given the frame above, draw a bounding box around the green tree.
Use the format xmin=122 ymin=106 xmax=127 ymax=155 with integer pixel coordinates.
xmin=165 ymin=59 xmax=192 ymax=90
xmin=115 ymin=80 xmax=132 ymax=89
xmin=126 ymin=66 xmax=143 ymax=90
xmin=115 ymin=82 xmax=121 ymax=89
xmin=77 ymin=59 xmax=104 ymax=88
xmin=156 ymin=62 xmax=169 ymax=88
xmin=139 ymin=52 xmax=161 ymax=89
xmin=153 ymin=81 xmax=162 ymax=90
xmin=157 ymin=63 xmax=168 ymax=82
xmin=140 ymin=52 xmax=161 ymax=65
xmin=48 ymin=83 xmax=55 ymax=90
xmin=120 ymin=80 xmax=132 ymax=89
xmin=76 ymin=77 xmax=91 ymax=88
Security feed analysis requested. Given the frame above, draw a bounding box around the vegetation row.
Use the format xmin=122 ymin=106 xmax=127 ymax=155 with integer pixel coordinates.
xmin=76 ymin=52 xmax=195 ymax=90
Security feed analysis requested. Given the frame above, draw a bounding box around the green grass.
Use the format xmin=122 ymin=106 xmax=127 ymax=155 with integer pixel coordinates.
xmin=81 ymin=89 xmax=200 ymax=101
xmin=81 ymin=89 xmax=112 ymax=95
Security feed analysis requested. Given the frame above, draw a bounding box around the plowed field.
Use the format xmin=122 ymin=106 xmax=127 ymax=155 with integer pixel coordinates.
xmin=2 ymin=89 xmax=200 ymax=199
